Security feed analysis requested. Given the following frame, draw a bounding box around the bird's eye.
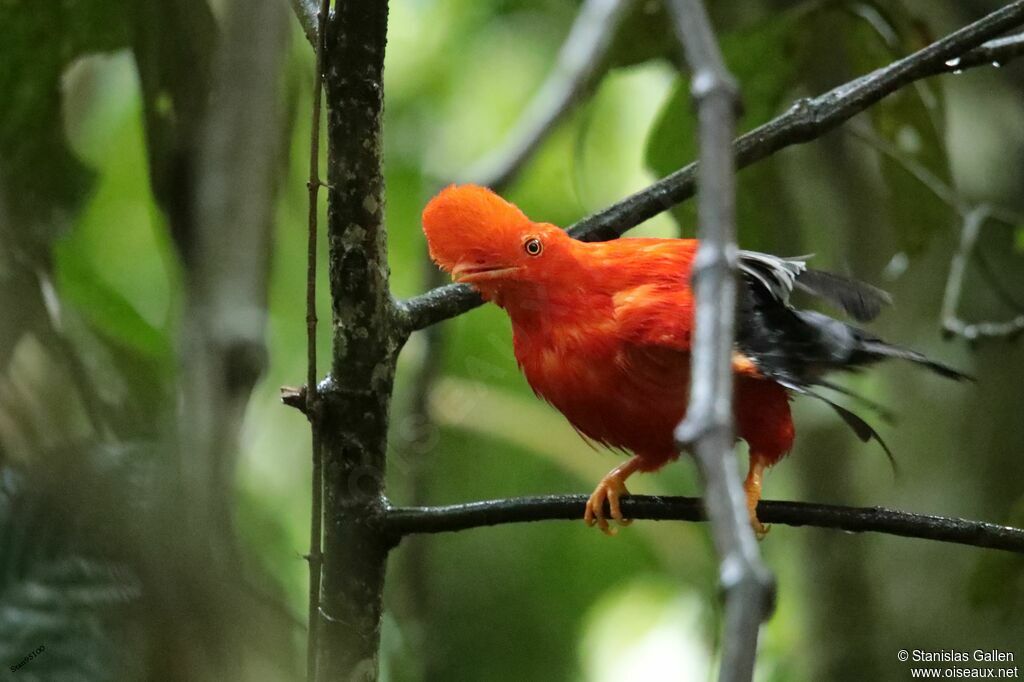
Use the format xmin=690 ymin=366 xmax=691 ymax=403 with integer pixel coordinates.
xmin=524 ymin=237 xmax=543 ymax=256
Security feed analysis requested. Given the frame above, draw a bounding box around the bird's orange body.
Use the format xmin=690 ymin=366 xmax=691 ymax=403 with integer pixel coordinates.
xmin=500 ymin=236 xmax=793 ymax=475
xmin=421 ymin=184 xmax=964 ymax=533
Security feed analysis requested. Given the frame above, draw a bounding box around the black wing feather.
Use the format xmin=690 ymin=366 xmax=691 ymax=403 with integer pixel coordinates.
xmin=738 ymin=251 xmax=893 ymax=322
xmin=735 ymin=252 xmax=969 ymax=466
xmin=794 ymin=269 xmax=892 ymax=322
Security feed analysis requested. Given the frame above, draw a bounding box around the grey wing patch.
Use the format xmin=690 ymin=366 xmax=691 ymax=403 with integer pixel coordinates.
xmin=738 ymin=250 xmax=807 ymax=305
xmin=793 ymin=269 xmax=892 ymax=322
xmin=739 ymin=250 xmax=892 ymax=322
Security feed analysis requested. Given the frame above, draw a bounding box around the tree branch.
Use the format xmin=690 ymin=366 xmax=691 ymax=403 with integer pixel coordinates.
xmin=316 ymin=2 xmax=397 ymax=679
xmin=395 ymin=282 xmax=482 ymax=335
xmin=289 ymin=0 xmax=318 ymax=47
xmin=568 ymin=5 xmax=1024 ymax=241
xmin=941 ymin=207 xmax=1024 ymax=341
xmin=398 ymin=4 xmax=1024 ymax=333
xmin=384 ymin=495 xmax=1024 ymax=555
xmin=455 ymin=0 xmax=633 ymax=191
xmin=303 ymin=0 xmax=330 ymax=678
xmin=947 ymin=30 xmax=1024 ymax=70
xmin=664 ymin=2 xmax=771 ymax=681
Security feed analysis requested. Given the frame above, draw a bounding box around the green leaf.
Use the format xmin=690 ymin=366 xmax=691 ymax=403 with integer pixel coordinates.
xmin=1014 ymin=226 xmax=1024 ymax=254
xmin=53 ymin=241 xmax=170 ymax=360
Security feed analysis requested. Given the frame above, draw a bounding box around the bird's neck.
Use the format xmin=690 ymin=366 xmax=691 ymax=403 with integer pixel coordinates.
xmin=499 ymin=279 xmax=607 ymax=345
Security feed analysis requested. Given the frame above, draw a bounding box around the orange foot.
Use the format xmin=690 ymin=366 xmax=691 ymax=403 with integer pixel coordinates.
xmin=585 ymin=456 xmax=643 ymax=536
xmin=744 ymin=453 xmax=771 ymax=539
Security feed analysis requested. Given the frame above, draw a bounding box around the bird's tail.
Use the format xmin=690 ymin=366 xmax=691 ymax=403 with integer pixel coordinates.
xmin=854 ymin=338 xmax=973 ymax=382
xmin=785 ymin=309 xmax=973 ymax=382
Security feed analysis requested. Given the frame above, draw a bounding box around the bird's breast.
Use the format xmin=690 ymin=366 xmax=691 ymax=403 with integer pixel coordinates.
xmin=512 ymin=318 xmax=688 ymax=457
xmin=513 ymin=319 xmax=619 ymax=402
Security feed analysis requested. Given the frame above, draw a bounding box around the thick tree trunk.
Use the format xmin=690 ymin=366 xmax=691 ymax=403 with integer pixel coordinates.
xmin=315 ymin=2 xmax=398 ymax=680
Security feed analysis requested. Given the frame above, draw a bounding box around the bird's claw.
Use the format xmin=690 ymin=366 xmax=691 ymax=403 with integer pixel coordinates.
xmin=745 ymin=453 xmax=770 ymax=540
xmin=750 ymin=514 xmax=770 ymax=540
xmin=584 ymin=475 xmax=633 ymax=536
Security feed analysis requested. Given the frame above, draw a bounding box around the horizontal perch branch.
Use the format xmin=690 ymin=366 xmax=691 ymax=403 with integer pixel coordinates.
xmin=397 ymin=5 xmax=1024 ymax=333
xmin=385 ymin=495 xmax=1024 ymax=554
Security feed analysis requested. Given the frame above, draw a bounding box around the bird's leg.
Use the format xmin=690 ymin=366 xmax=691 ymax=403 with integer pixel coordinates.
xmin=744 ymin=453 xmax=770 ymax=539
xmin=584 ymin=456 xmax=644 ymax=535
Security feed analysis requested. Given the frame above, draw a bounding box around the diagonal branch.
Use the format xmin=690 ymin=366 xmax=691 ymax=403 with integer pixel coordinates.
xmin=568 ymin=5 xmax=1024 ymax=242
xmin=384 ymin=495 xmax=1024 ymax=555
xmin=456 ymin=0 xmax=634 ymax=191
xmin=398 ymin=5 xmax=1024 ymax=333
xmin=947 ymin=30 xmax=1024 ymax=70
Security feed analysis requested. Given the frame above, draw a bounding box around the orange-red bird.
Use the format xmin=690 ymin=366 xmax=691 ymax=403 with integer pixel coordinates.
xmin=422 ymin=185 xmax=967 ymax=534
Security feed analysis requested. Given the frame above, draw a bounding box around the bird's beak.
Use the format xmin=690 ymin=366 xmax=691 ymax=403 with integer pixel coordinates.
xmin=451 ymin=261 xmax=521 ymax=283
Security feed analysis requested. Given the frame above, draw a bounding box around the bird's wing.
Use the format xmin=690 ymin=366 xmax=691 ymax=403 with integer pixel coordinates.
xmin=610 ymin=282 xmax=697 ymax=390
xmin=612 ymin=279 xmax=765 ymax=379
xmin=613 ymin=282 xmax=693 ymax=353
xmin=739 ymin=250 xmax=892 ymax=322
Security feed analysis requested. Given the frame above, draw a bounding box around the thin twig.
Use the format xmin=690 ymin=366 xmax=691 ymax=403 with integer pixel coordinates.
xmin=845 ymin=127 xmax=1024 ymax=339
xmin=457 ymin=0 xmax=634 ymax=191
xmin=398 ymin=2 xmax=1024 ymax=333
xmin=384 ymin=495 xmax=1024 ymax=554
xmin=664 ymin=2 xmax=771 ymax=681
xmin=973 ymin=247 xmax=1024 ymax=315
xmin=941 ymin=207 xmax=1024 ymax=342
xmin=304 ymin=0 xmax=330 ymax=679
xmin=947 ymin=31 xmax=1024 ymax=70
xmin=290 ymin=0 xmax=319 ymax=47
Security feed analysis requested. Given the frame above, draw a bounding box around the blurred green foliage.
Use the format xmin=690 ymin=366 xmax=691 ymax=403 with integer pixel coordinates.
xmin=2 ymin=0 xmax=1024 ymax=680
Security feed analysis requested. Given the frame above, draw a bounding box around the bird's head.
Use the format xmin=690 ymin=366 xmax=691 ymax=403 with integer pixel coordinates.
xmin=422 ymin=184 xmax=573 ymax=301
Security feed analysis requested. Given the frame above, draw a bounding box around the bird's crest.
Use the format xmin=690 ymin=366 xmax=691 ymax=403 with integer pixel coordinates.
xmin=422 ymin=184 xmax=531 ymax=273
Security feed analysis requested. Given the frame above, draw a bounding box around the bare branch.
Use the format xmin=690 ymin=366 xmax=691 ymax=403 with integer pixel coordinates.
xmin=303 ymin=0 xmax=331 ymax=677
xmin=384 ymin=495 xmax=1024 ymax=555
xmin=942 ymin=207 xmax=1024 ymax=342
xmin=456 ymin=0 xmax=634 ymax=191
xmin=396 ymin=282 xmax=482 ymax=334
xmin=947 ymin=31 xmax=1024 ymax=70
xmin=664 ymin=1 xmax=771 ymax=680
xmin=399 ymin=2 xmax=1024 ymax=332
xmin=290 ymin=0 xmax=318 ymax=47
